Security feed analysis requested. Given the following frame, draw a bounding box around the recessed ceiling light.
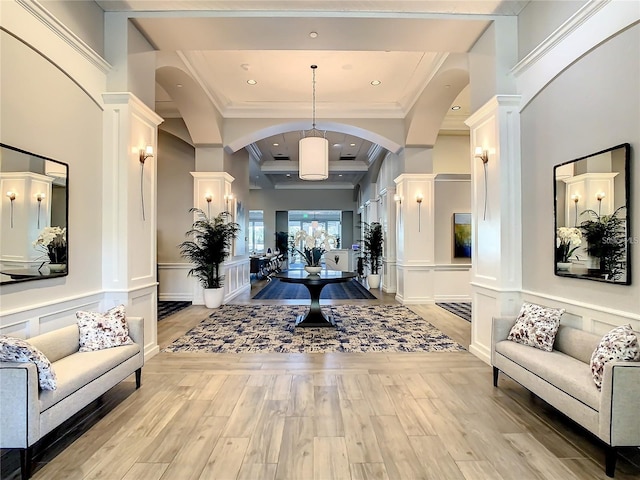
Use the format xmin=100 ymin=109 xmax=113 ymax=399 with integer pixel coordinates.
xmin=247 ymin=79 xmax=257 ymax=85
xmin=370 ymin=80 xmax=381 ymax=86
xmin=309 ymin=31 xmax=318 ymax=38
xmin=339 ymin=174 xmax=343 ymax=177
xmin=273 ymin=143 xmax=279 ymax=146
xmin=286 ymin=173 xmax=291 ymax=177
xmin=333 ymin=143 xmax=340 ymax=147
xmin=350 ymin=143 xmax=356 ymax=147
xmin=176 ymin=84 xmax=183 ymax=88
xmin=451 ymin=105 xmax=461 ymax=110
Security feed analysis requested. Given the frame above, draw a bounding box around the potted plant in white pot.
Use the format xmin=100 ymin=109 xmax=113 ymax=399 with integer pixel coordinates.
xmin=363 ymin=221 xmax=383 ymax=288
xmin=179 ymin=208 xmax=240 ymax=308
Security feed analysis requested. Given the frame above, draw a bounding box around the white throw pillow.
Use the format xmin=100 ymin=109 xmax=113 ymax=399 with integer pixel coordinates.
xmin=507 ymin=302 xmax=565 ymax=352
xmin=590 ymin=324 xmax=640 ymax=389
xmin=76 ymin=304 xmax=133 ymax=352
xmin=0 ymin=335 xmax=57 ymax=390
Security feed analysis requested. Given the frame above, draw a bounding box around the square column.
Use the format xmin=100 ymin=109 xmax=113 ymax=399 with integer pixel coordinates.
xmin=465 ymin=95 xmax=523 ymax=363
xmin=102 ymin=92 xmax=163 ymax=359
xmin=394 ymin=173 xmax=436 ymax=303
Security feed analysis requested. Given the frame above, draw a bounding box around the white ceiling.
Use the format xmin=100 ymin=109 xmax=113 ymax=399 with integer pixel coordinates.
xmin=96 ymin=0 xmax=529 ymax=189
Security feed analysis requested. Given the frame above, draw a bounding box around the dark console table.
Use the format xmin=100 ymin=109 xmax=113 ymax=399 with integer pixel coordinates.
xmin=275 ymin=270 xmax=356 ymax=327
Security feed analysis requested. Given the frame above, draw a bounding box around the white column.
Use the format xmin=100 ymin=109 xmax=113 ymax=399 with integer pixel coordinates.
xmin=464 ymin=95 xmax=523 ymax=364
xmin=380 ymin=187 xmax=397 ymax=294
xmin=190 ymin=171 xmax=235 ymax=305
xmin=102 ymin=92 xmax=163 ymax=359
xmin=393 ymin=173 xmax=436 ymax=303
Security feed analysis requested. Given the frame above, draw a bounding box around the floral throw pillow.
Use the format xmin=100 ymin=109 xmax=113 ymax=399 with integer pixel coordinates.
xmin=590 ymin=324 xmax=640 ymax=389
xmin=76 ymin=305 xmax=133 ymax=352
xmin=0 ymin=335 xmax=57 ymax=390
xmin=507 ymin=302 xmax=565 ymax=352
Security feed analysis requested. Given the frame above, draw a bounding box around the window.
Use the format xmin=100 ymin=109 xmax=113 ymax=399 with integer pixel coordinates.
xmin=249 ymin=210 xmax=264 ymax=253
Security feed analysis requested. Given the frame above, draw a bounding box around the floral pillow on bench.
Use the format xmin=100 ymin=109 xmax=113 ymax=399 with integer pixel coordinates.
xmin=507 ymin=302 xmax=565 ymax=352
xmin=76 ymin=304 xmax=133 ymax=352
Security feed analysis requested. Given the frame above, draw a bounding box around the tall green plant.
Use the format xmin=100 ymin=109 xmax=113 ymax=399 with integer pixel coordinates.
xmin=178 ymin=209 xmax=240 ymax=289
xmin=579 ymin=206 xmax=627 ymax=280
xmin=363 ymin=222 xmax=384 ymax=275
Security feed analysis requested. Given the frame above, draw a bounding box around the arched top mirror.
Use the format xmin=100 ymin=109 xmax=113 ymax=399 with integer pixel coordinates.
xmin=0 ymin=143 xmax=69 ymax=285
xmin=554 ymin=143 xmax=631 ymax=284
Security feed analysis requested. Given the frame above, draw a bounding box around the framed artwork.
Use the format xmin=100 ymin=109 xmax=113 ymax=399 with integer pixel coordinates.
xmin=234 ymin=198 xmax=246 ymax=256
xmin=453 ymin=213 xmax=471 ymax=258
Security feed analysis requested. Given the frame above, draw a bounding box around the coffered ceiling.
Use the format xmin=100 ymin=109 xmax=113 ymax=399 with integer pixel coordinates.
xmin=96 ymin=0 xmax=529 ymax=189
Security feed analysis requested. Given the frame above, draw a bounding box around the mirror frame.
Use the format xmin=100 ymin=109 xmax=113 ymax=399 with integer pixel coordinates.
xmin=553 ymin=143 xmax=631 ymax=284
xmin=0 ymin=143 xmax=69 ymax=285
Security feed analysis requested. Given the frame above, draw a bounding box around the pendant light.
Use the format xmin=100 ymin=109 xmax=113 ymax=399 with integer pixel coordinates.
xmin=299 ymin=65 xmax=328 ymax=181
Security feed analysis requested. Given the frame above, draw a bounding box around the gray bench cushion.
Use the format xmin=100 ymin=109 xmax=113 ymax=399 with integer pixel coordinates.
xmin=39 ymin=343 xmax=140 ymax=411
xmin=495 ymin=340 xmax=599 ymax=411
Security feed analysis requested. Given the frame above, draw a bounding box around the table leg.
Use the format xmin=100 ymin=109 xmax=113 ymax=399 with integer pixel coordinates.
xmin=295 ymin=282 xmax=335 ymax=327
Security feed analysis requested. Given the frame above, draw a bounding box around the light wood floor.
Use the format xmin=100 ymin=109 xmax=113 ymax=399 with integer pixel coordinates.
xmin=7 ymin=281 xmax=640 ymax=480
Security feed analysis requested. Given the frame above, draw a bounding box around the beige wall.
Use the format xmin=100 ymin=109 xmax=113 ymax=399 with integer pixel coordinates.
xmin=520 ymin=23 xmax=639 ymax=312
xmin=0 ymin=30 xmax=103 ymax=309
xmin=157 ymin=131 xmax=195 ymax=263
xmin=433 ymin=134 xmax=471 ymax=174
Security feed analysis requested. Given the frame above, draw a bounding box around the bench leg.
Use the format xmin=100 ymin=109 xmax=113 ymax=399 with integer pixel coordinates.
xmin=605 ymin=446 xmax=617 ymax=478
xmin=135 ymin=368 xmax=142 ymax=389
xmin=493 ymin=366 xmax=499 ymax=387
xmin=20 ymin=446 xmax=32 ymax=480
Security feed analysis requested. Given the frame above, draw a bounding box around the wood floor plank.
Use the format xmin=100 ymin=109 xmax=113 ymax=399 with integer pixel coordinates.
xmin=456 ymin=460 xmax=506 ymax=480
xmin=275 ymin=416 xmax=315 ymax=480
xmin=314 ymin=385 xmax=345 ymax=437
xmin=243 ymin=399 xmax=287 ymax=464
xmin=339 ymin=398 xmax=384 ymax=464
xmin=221 ymin=386 xmax=267 ymax=437
xmin=349 ymin=463 xmax=390 ymax=480
xmin=286 ymin=374 xmax=315 ymax=417
xmin=409 ymin=435 xmax=465 ymax=480
xmin=199 ymin=437 xmax=249 ymax=480
xmin=159 ymin=416 xmax=228 ymax=480
xmin=121 ymin=463 xmax=169 ymax=480
xmin=369 ymin=415 xmax=426 ymax=479
xmin=237 ymin=463 xmax=278 ymax=480
xmin=385 ymin=384 xmax=437 ymax=436
xmin=313 ymin=437 xmax=351 ymax=480
xmin=205 ymin=375 xmax=250 ymax=416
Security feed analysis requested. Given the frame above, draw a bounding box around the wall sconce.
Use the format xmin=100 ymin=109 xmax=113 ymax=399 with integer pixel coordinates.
xmin=475 ymin=146 xmax=489 ymax=220
xmin=393 ymin=194 xmax=402 ymax=204
xmin=416 ymin=192 xmax=423 ymax=232
xmin=204 ymin=193 xmax=213 ymax=217
xmin=35 ymin=193 xmax=45 ymax=228
xmin=596 ymin=191 xmax=605 ymax=216
xmin=139 ymin=145 xmax=153 ymax=221
xmin=224 ymin=193 xmax=234 ymax=213
xmin=571 ymin=193 xmax=580 ymax=227
xmin=6 ymin=191 xmax=16 ymax=228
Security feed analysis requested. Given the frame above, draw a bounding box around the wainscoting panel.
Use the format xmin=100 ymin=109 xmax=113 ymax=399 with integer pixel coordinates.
xmin=433 ymin=264 xmax=471 ymax=302
xmin=158 ymin=263 xmax=192 ymax=301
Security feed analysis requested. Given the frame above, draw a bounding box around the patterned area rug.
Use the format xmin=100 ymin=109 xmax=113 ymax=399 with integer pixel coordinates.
xmin=436 ymin=302 xmax=472 ymax=322
xmin=158 ymin=301 xmax=192 ymax=321
xmin=253 ymin=278 xmax=375 ymax=300
xmin=163 ymin=304 xmax=466 ymax=353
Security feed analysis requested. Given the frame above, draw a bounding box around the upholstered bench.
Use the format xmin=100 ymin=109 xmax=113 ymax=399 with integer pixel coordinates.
xmin=492 ymin=313 xmax=640 ymax=478
xmin=0 ymin=313 xmax=144 ymax=479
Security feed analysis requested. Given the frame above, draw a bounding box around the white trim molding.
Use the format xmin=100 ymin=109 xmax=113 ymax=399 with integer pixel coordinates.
xmin=512 ymin=0 xmax=640 ymax=108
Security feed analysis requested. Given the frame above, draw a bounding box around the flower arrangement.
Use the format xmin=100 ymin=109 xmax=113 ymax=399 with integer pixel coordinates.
xmin=556 ymin=226 xmax=581 ymax=263
xmin=290 ymin=229 xmax=336 ymax=267
xmin=33 ymin=226 xmax=67 ymax=264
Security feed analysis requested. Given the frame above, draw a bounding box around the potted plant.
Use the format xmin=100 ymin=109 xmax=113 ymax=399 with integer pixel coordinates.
xmin=33 ymin=226 xmax=67 ymax=272
xmin=579 ymin=206 xmax=627 ymax=281
xmin=555 ymin=226 xmax=582 ymax=270
xmin=178 ymin=208 xmax=240 ymax=308
xmin=363 ymin=221 xmax=383 ymax=288
xmin=290 ymin=228 xmax=336 ymax=275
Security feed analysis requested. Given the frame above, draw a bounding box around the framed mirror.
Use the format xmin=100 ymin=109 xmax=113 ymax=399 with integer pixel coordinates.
xmin=0 ymin=143 xmax=69 ymax=284
xmin=554 ymin=143 xmax=631 ymax=284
